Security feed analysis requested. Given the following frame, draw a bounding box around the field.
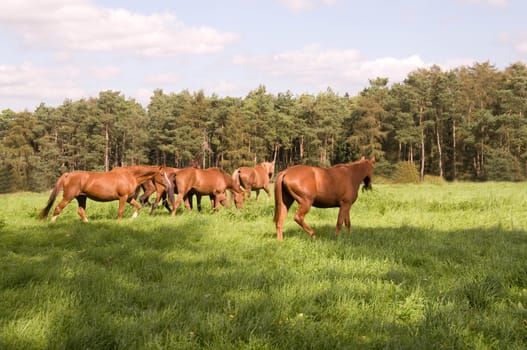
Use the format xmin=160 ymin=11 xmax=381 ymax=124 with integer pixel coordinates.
xmin=1 ymin=182 xmax=527 ymax=349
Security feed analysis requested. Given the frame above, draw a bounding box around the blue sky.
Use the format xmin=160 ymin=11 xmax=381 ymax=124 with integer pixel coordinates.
xmin=1 ymin=0 xmax=525 ymax=112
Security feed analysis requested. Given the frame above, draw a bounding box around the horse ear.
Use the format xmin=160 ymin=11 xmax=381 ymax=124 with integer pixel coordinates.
xmin=360 ymin=156 xmax=365 ymax=161
xmin=370 ymin=157 xmax=376 ymax=164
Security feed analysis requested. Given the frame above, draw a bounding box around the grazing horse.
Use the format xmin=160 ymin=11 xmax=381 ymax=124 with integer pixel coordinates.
xmin=171 ymin=167 xmax=244 ymax=215
xmin=40 ymin=165 xmax=170 ymax=222
xmin=273 ymin=157 xmax=375 ymax=240
xmin=232 ymin=161 xmax=275 ymax=201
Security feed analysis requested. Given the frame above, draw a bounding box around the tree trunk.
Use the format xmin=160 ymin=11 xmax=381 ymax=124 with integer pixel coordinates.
xmin=105 ymin=123 xmax=109 ymax=171
xmin=273 ymin=142 xmax=279 ymax=163
xmin=435 ymin=118 xmax=443 ymax=178
xmin=121 ymin=131 xmax=126 ymax=166
xmin=452 ymin=119 xmax=456 ymax=180
xmin=300 ymin=135 xmax=304 ymax=161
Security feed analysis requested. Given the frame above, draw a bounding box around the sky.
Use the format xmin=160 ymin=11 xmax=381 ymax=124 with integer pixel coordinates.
xmin=1 ymin=0 xmax=526 ymax=112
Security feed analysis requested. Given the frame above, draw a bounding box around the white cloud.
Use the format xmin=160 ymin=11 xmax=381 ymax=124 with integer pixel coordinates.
xmin=459 ymin=0 xmax=509 ymax=7
xmin=234 ymin=44 xmax=361 ymax=82
xmin=89 ymin=66 xmax=122 ymax=80
xmin=134 ymin=88 xmax=154 ymax=108
xmin=499 ymin=32 xmax=527 ymax=55
xmin=516 ymin=40 xmax=527 ymax=54
xmin=276 ymin=0 xmax=336 ymax=12
xmin=203 ymin=80 xmax=241 ymax=96
xmin=0 ymin=63 xmax=85 ymax=110
xmin=234 ymin=44 xmax=469 ymax=94
xmin=0 ymin=0 xmax=239 ymax=56
xmin=144 ymin=73 xmax=182 ymax=85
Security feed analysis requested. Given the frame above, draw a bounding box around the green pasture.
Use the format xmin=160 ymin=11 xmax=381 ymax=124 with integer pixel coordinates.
xmin=1 ymin=182 xmax=526 ymax=349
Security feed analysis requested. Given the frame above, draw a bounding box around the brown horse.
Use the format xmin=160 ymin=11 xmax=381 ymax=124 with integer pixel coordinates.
xmin=145 ymin=167 xmax=219 ymax=214
xmin=273 ymin=157 xmax=375 ymax=240
xmin=136 ymin=160 xmax=200 ymax=207
xmin=232 ymin=161 xmax=275 ymax=201
xmin=140 ymin=167 xmax=183 ymax=214
xmin=40 ymin=165 xmax=170 ymax=222
xmin=171 ymin=167 xmax=244 ymax=215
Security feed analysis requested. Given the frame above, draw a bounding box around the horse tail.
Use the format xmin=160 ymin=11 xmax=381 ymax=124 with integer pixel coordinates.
xmin=39 ymin=173 xmax=66 ymax=220
xmin=164 ymin=171 xmax=176 ymax=207
xmin=273 ymin=171 xmax=286 ymax=224
xmin=232 ymin=168 xmax=241 ymax=187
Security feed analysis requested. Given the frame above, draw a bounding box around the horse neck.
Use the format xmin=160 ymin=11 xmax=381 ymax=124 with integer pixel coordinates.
xmin=128 ymin=166 xmax=159 ymax=183
xmin=256 ymin=162 xmax=273 ymax=178
xmin=260 ymin=162 xmax=273 ymax=172
xmin=226 ymin=175 xmax=241 ymax=191
xmin=346 ymin=162 xmax=371 ymax=188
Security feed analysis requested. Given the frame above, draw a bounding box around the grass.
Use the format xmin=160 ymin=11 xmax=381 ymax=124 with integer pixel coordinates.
xmin=0 ymin=182 xmax=526 ymax=349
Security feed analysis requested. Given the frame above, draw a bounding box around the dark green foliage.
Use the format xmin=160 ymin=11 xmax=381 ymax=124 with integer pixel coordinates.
xmin=3 ymin=61 xmax=527 ymax=192
xmin=393 ymin=161 xmax=420 ymax=183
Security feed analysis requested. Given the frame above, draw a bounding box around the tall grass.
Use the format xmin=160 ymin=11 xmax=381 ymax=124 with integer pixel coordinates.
xmin=1 ymin=183 xmax=526 ymax=349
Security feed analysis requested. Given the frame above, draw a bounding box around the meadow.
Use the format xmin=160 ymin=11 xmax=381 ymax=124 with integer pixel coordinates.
xmin=0 ymin=182 xmax=526 ymax=349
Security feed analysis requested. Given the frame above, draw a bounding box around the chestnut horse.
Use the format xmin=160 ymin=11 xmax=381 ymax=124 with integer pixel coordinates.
xmin=141 ymin=167 xmax=182 ymax=214
xmin=40 ymin=165 xmax=170 ymax=222
xmin=170 ymin=167 xmax=244 ymax=215
xmin=232 ymin=161 xmax=275 ymax=201
xmin=273 ymin=157 xmax=375 ymax=240
xmin=136 ymin=160 xmax=200 ymax=207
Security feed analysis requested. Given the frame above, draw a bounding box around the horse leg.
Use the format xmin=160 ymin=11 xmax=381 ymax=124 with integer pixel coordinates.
xmin=293 ymin=202 xmax=316 ymax=240
xmin=149 ymin=191 xmax=163 ymax=215
xmin=76 ymin=195 xmax=88 ymax=222
xmin=162 ymin=192 xmax=173 ymax=213
xmin=263 ymin=186 xmax=271 ymax=201
xmin=211 ymin=194 xmax=222 ymax=211
xmin=275 ymin=194 xmax=294 ymax=241
xmin=116 ymin=196 xmax=128 ymax=219
xmin=50 ymin=197 xmax=73 ymax=222
xmin=184 ymin=194 xmax=193 ymax=210
xmin=344 ymin=209 xmax=351 ymax=235
xmin=255 ymin=189 xmax=261 ymax=201
xmin=140 ymin=191 xmax=150 ymax=206
xmin=171 ymin=192 xmax=187 ymax=216
xmin=245 ymin=187 xmax=251 ymax=200
xmin=128 ymin=198 xmax=141 ymax=219
xmin=336 ymin=205 xmax=352 ymax=236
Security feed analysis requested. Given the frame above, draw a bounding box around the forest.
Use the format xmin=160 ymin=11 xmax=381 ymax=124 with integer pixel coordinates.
xmin=1 ymin=61 xmax=527 ymax=193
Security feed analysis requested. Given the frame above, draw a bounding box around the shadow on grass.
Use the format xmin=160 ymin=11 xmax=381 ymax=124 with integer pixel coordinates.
xmin=1 ymin=220 xmax=527 ymax=349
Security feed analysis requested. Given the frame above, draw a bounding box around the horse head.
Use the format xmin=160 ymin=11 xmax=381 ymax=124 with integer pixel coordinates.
xmin=361 ymin=157 xmax=375 ymax=191
xmin=231 ymin=188 xmax=245 ymax=208
xmin=262 ymin=161 xmax=275 ymax=179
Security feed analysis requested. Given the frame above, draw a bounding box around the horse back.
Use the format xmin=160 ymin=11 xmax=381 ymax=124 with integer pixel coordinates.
xmin=67 ymin=170 xmax=132 ymax=200
xmin=177 ymin=167 xmax=229 ymax=195
xmin=239 ymin=166 xmax=269 ymax=188
xmin=282 ymin=165 xmax=357 ymax=207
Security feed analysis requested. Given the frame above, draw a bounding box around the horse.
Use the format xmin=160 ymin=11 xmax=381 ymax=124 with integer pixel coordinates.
xmin=146 ymin=167 xmax=222 ymax=214
xmin=273 ymin=157 xmax=375 ymax=240
xmin=141 ymin=167 xmax=183 ymax=214
xmin=135 ymin=160 xmax=200 ymax=207
xmin=232 ymin=161 xmax=275 ymax=201
xmin=170 ymin=167 xmax=244 ymax=215
xmin=39 ymin=165 xmax=170 ymax=222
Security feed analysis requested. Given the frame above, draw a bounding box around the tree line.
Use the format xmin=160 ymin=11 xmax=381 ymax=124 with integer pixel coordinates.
xmin=1 ymin=61 xmax=526 ymax=193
